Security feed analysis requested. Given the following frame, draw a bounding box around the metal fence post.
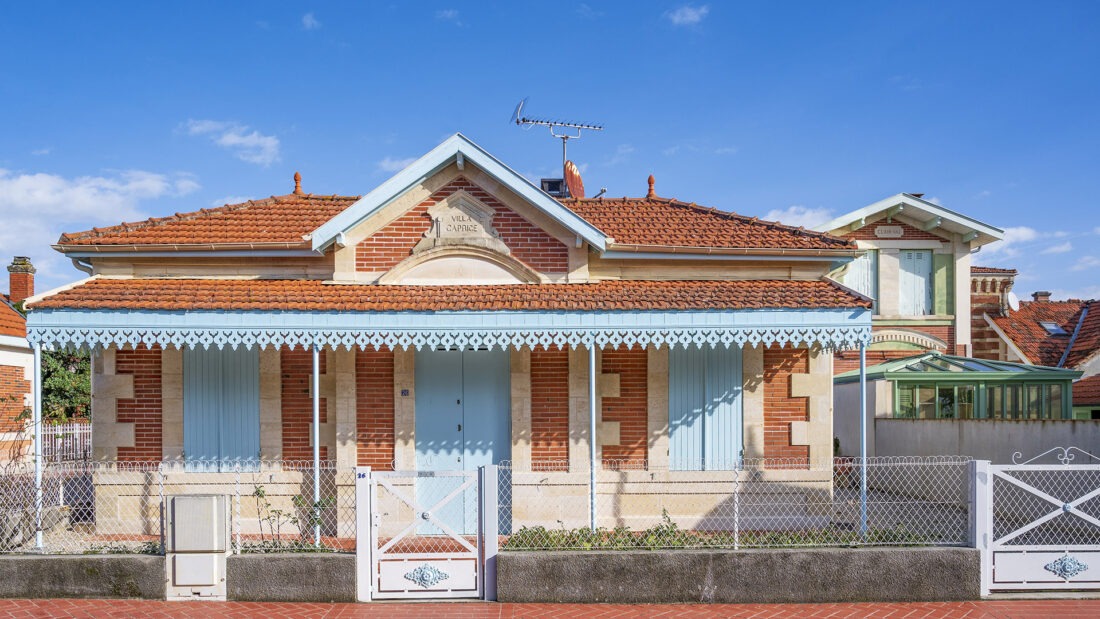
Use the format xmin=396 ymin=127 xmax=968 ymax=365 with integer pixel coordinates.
xmin=970 ymin=459 xmax=993 ymax=596
xmin=355 ymin=466 xmax=372 ymax=602
xmin=480 ymin=464 xmax=499 ymax=601
xmin=733 ymin=468 xmax=740 ymax=550
xmin=234 ymin=462 xmax=241 ymax=554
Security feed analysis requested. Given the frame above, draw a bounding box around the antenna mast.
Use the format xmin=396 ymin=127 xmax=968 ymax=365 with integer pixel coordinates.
xmin=511 ymin=98 xmax=603 ymax=179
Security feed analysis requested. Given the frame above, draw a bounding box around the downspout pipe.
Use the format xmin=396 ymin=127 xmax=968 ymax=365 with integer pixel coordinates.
xmin=859 ymin=343 xmax=868 ymax=539
xmin=588 ymin=343 xmax=597 ymax=532
xmin=312 ymin=344 xmax=321 ymax=546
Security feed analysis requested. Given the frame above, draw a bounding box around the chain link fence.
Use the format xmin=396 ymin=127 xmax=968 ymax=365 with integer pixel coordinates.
xmin=498 ymin=456 xmax=973 ymax=550
xmin=0 ymin=460 xmax=355 ymax=555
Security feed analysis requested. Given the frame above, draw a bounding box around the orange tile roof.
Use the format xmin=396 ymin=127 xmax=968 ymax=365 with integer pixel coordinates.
xmin=57 ymin=194 xmax=360 ymax=246
xmin=563 ymin=197 xmax=854 ymax=251
xmin=971 ymin=266 xmax=1017 ymax=275
xmin=29 ymin=278 xmax=871 ymax=312
xmin=55 ymin=191 xmax=854 ymax=252
xmin=1073 ymin=374 xmax=1100 ymax=407
xmin=991 ymin=300 xmax=1099 ymax=367
xmin=0 ymin=296 xmax=26 ymax=338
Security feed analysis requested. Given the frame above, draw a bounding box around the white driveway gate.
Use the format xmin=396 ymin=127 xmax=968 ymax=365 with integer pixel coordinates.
xmin=355 ymin=466 xmax=498 ymax=601
xmin=977 ymin=447 xmax=1100 ymax=594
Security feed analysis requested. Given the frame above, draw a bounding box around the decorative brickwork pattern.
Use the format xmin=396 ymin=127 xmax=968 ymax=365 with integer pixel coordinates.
xmin=115 ymin=347 xmax=162 ymax=461
xmin=355 ymin=176 xmax=569 ymax=274
xmin=833 ymin=325 xmax=956 ymax=374
xmin=356 ymin=349 xmax=394 ymax=469
xmin=971 ymin=272 xmax=1014 ymax=360
xmin=530 ymin=348 xmax=569 ymax=467
xmin=763 ymin=347 xmax=809 ymax=462
xmin=842 ymin=219 xmax=948 ymax=242
xmin=0 ymin=365 xmax=28 ymax=433
xmin=281 ymin=348 xmax=328 ymax=461
xmin=600 ymin=347 xmax=648 ymax=468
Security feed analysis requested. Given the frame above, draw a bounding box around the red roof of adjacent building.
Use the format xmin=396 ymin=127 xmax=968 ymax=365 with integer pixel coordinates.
xmin=971 ymin=266 xmax=1018 ymax=275
xmin=1073 ymin=374 xmax=1100 ymax=407
xmin=0 ymin=296 xmax=26 ymax=338
xmin=563 ymin=197 xmax=854 ymax=251
xmin=55 ymin=191 xmax=854 ymax=252
xmin=991 ymin=299 xmax=1100 ymax=368
xmin=29 ymin=278 xmax=871 ymax=312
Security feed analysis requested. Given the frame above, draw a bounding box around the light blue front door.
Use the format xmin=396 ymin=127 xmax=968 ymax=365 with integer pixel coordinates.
xmin=414 ymin=348 xmax=511 ymax=533
xmin=183 ymin=347 xmax=260 ymax=471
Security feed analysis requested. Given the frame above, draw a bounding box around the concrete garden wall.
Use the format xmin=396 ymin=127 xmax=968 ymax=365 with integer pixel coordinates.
xmin=498 ymin=547 xmax=980 ymax=603
xmin=0 ymin=555 xmax=165 ymax=599
xmin=227 ymin=554 xmax=355 ymax=602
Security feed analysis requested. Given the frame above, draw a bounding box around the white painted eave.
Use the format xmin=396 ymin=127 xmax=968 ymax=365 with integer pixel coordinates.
xmin=309 ymin=133 xmax=608 ymax=252
xmin=814 ymin=193 xmax=1004 ymax=247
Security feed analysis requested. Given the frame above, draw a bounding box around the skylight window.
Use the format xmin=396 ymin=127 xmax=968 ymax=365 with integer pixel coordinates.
xmin=1039 ymin=321 xmax=1068 ymax=336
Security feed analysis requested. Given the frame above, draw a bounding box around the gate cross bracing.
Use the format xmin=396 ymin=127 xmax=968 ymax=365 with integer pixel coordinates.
xmin=977 ymin=447 xmax=1100 ymax=594
xmin=354 ymin=467 xmax=499 ymax=601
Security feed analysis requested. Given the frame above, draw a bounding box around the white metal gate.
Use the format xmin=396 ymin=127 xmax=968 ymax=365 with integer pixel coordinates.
xmin=979 ymin=447 xmax=1100 ymax=593
xmin=355 ymin=467 xmax=498 ymax=601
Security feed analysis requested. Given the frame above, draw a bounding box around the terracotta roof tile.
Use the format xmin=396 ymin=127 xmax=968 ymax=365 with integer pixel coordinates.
xmin=1064 ymin=301 xmax=1100 ymax=368
xmin=971 ymin=266 xmax=1017 ymax=275
xmin=991 ymin=300 xmax=1090 ymax=366
xmin=563 ymin=197 xmax=854 ymax=251
xmin=56 ymin=189 xmax=854 ymax=253
xmin=57 ymin=194 xmax=360 ymax=246
xmin=0 ymin=295 xmax=26 ymax=338
xmin=30 ymin=278 xmax=871 ymax=313
xmin=1073 ymin=374 xmax=1100 ymax=407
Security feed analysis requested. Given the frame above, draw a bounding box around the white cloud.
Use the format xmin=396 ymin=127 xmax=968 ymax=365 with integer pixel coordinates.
xmin=762 ymin=205 xmax=834 ymax=229
xmin=31 ymin=148 xmax=51 ymax=156
xmin=1071 ymin=256 xmax=1100 ymax=272
xmin=604 ymin=144 xmax=635 ymax=166
xmin=1051 ymin=286 xmax=1100 ymax=301
xmin=0 ymin=168 xmax=199 ymax=287
xmin=185 ymin=119 xmax=281 ymax=166
xmin=982 ymin=226 xmax=1038 ymax=258
xmin=377 ymin=156 xmax=416 ymax=173
xmin=1041 ymin=241 xmax=1073 ymax=255
xmin=1094 ymin=226 xmax=1100 ymax=236
xmin=302 ymin=13 xmax=321 ymax=30
xmin=211 ymin=195 xmax=253 ymax=207
xmin=666 ymin=4 xmax=710 ymax=26
xmin=435 ymin=9 xmax=462 ymax=25
xmin=714 ymin=146 xmax=738 ymax=155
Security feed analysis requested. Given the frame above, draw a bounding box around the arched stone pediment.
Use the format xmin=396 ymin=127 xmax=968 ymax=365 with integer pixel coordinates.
xmin=869 ymin=328 xmax=947 ymax=351
xmin=379 ymin=245 xmax=544 ymax=285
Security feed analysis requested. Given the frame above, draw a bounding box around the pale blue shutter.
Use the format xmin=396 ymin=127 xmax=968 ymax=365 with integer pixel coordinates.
xmin=899 ymin=250 xmax=932 ymax=315
xmin=183 ymin=347 xmax=259 ymax=471
xmin=841 ymin=250 xmax=878 ymax=312
xmin=669 ymin=346 xmax=743 ymax=470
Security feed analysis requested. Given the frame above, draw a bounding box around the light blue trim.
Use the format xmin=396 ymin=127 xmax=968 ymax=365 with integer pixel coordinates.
xmin=27 ymin=307 xmax=871 ymax=351
xmin=310 ymin=133 xmax=608 ymax=252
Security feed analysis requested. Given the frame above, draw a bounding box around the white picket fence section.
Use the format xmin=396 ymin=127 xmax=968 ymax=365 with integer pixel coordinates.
xmin=40 ymin=422 xmax=91 ymax=462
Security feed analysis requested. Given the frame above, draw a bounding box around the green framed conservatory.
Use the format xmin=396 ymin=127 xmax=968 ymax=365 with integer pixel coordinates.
xmin=835 ymin=353 xmax=1081 ymax=420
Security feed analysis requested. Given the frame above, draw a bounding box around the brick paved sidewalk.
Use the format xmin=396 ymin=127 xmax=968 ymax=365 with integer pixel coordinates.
xmin=0 ymin=599 xmax=1096 ymax=618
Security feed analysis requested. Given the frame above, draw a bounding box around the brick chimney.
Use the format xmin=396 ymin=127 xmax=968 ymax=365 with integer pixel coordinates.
xmin=970 ymin=268 xmax=1017 ymax=360
xmin=1032 ymin=291 xmax=1052 ymax=303
xmin=7 ymin=257 xmax=35 ymax=305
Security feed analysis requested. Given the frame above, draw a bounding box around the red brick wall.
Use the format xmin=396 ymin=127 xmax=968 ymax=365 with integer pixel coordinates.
xmin=281 ymin=348 xmax=328 ymax=462
xmin=356 ymin=349 xmax=395 ymax=469
xmin=842 ymin=219 xmax=948 ymax=243
xmin=115 ymin=347 xmax=162 ymax=461
xmin=0 ymin=364 xmax=28 ymax=433
xmin=971 ymin=276 xmax=1014 ymax=361
xmin=530 ymin=348 xmax=569 ymax=468
xmin=355 ymin=176 xmax=569 ymax=274
xmin=600 ymin=347 xmax=648 ymax=469
xmin=763 ymin=347 xmax=810 ymax=463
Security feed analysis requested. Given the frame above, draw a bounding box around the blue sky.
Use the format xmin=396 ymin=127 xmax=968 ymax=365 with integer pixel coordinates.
xmin=2 ymin=1 xmax=1099 ymax=299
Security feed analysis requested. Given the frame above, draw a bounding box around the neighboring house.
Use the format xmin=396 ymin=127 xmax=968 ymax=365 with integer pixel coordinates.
xmin=1 ymin=257 xmax=34 ymax=462
xmin=975 ymin=281 xmax=1100 ymax=420
xmin=23 ymin=134 xmax=871 ymax=528
xmin=814 ymin=193 xmax=1004 ymax=374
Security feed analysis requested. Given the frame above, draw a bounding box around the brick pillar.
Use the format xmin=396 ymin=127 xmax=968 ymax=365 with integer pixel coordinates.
xmin=6 ymin=257 xmax=34 ymax=304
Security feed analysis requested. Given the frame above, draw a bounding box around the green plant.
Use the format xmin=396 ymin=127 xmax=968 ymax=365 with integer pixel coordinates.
xmin=84 ymin=540 xmax=161 ymax=555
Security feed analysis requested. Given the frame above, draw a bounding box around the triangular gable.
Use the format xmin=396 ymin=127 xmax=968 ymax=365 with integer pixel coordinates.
xmin=310 ymin=133 xmax=608 ymax=252
xmin=815 ymin=193 xmax=1003 ymax=247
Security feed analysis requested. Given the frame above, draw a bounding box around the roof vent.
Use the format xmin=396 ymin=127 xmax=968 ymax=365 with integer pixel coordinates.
xmin=647 ymin=174 xmax=656 ymax=198
xmin=293 ymin=171 xmax=303 ymax=195
xmin=541 ymin=178 xmax=567 ymax=198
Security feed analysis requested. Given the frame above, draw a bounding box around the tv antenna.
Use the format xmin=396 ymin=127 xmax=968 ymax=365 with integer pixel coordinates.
xmin=511 ymin=98 xmax=603 ymax=179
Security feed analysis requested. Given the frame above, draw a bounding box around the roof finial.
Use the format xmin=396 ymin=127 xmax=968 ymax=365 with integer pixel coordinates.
xmin=293 ymin=171 xmax=303 ymax=195
xmin=646 ymin=174 xmax=656 ymax=198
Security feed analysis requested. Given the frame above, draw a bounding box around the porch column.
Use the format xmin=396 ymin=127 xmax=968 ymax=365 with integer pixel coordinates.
xmin=859 ymin=342 xmax=868 ymax=538
xmin=588 ymin=344 xmax=597 ymax=532
xmin=32 ymin=343 xmax=42 ymax=549
xmin=312 ymin=344 xmax=321 ymax=546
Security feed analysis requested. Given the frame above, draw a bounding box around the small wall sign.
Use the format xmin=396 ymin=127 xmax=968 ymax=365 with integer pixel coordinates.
xmin=875 ymin=225 xmax=904 ymax=238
